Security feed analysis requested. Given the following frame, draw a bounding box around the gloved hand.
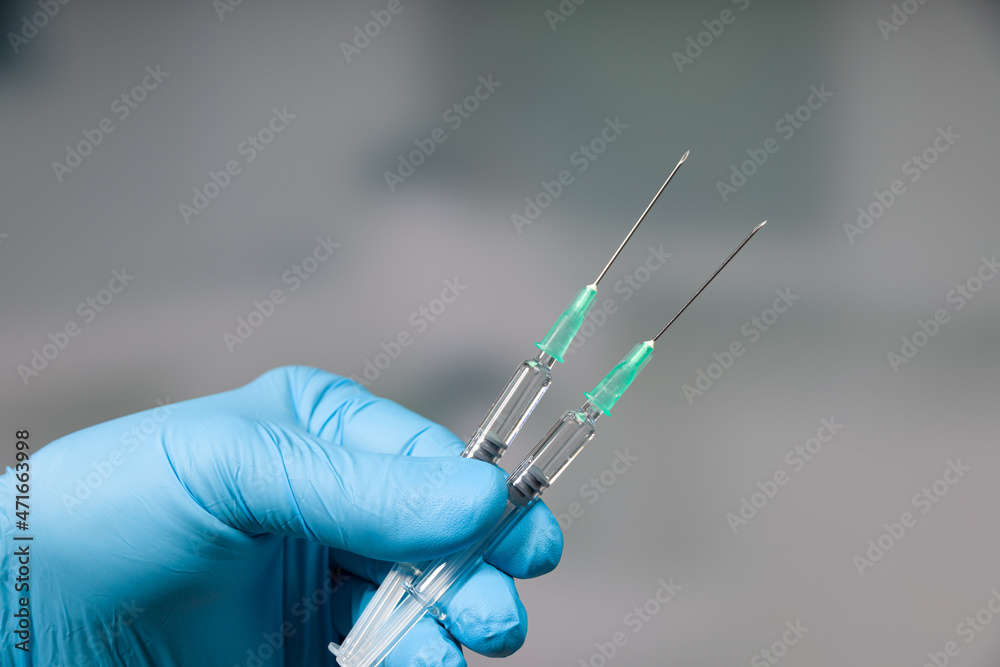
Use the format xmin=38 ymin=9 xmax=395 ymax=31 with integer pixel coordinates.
xmin=0 ymin=366 xmax=563 ymax=667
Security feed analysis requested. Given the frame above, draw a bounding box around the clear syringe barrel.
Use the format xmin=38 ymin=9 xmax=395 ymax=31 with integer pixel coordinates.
xmin=339 ymin=404 xmax=600 ymax=667
xmin=462 ymin=351 xmax=555 ymax=464
xmin=330 ymin=352 xmax=556 ymax=663
xmin=506 ymin=402 xmax=601 ymax=505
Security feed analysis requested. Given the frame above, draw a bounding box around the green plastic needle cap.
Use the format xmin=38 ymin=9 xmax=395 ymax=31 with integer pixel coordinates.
xmin=535 ymin=284 xmax=598 ymax=363
xmin=585 ymin=340 xmax=654 ymax=415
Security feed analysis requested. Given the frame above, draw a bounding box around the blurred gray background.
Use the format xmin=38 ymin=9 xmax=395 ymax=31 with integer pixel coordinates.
xmin=3 ymin=0 xmax=1000 ymax=664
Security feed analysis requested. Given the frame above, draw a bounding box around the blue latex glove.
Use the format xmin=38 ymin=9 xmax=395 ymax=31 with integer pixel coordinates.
xmin=0 ymin=367 xmax=563 ymax=667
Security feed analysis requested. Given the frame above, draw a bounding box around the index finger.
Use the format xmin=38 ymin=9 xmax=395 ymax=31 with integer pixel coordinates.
xmin=246 ymin=366 xmax=467 ymax=458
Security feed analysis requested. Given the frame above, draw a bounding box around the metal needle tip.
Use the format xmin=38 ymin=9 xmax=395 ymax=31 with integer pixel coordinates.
xmin=593 ymin=150 xmax=690 ymax=286
xmin=652 ymin=220 xmax=767 ymax=342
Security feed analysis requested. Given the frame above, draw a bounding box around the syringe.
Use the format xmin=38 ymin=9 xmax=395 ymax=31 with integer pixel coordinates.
xmin=334 ymin=221 xmax=767 ymax=667
xmin=329 ymin=152 xmax=688 ymax=662
xmin=464 ymin=149 xmax=689 ymax=466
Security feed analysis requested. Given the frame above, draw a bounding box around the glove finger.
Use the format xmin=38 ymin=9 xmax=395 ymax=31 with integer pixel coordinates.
xmin=384 ymin=616 xmax=466 ymax=667
xmin=330 ymin=577 xmax=467 ymax=667
xmin=327 ymin=548 xmax=397 ymax=588
xmin=329 ymin=574 xmax=374 ymax=640
xmin=275 ymin=366 xmax=567 ymax=577
xmin=330 ymin=562 xmax=530 ymax=660
xmin=245 ymin=366 xmax=468 ymax=458
xmin=439 ymin=560 xmax=528 ymax=658
xmin=328 ymin=498 xmax=563 ymax=588
xmin=483 ymin=500 xmax=563 ymax=579
xmin=166 ymin=416 xmax=507 ymax=562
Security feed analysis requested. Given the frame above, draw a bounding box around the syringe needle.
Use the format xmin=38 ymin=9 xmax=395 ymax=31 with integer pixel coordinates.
xmin=653 ymin=220 xmax=766 ymax=342
xmin=585 ymin=221 xmax=766 ymax=416
xmin=593 ymin=150 xmax=690 ymax=286
xmin=536 ymin=150 xmax=690 ymax=364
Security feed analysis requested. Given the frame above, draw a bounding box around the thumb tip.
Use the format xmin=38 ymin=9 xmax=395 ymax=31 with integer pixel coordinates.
xmin=388 ymin=457 xmax=509 ymax=559
xmin=441 ymin=457 xmax=509 ymax=516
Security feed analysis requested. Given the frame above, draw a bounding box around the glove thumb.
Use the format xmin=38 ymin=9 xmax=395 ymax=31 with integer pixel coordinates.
xmin=168 ymin=415 xmax=509 ymax=563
